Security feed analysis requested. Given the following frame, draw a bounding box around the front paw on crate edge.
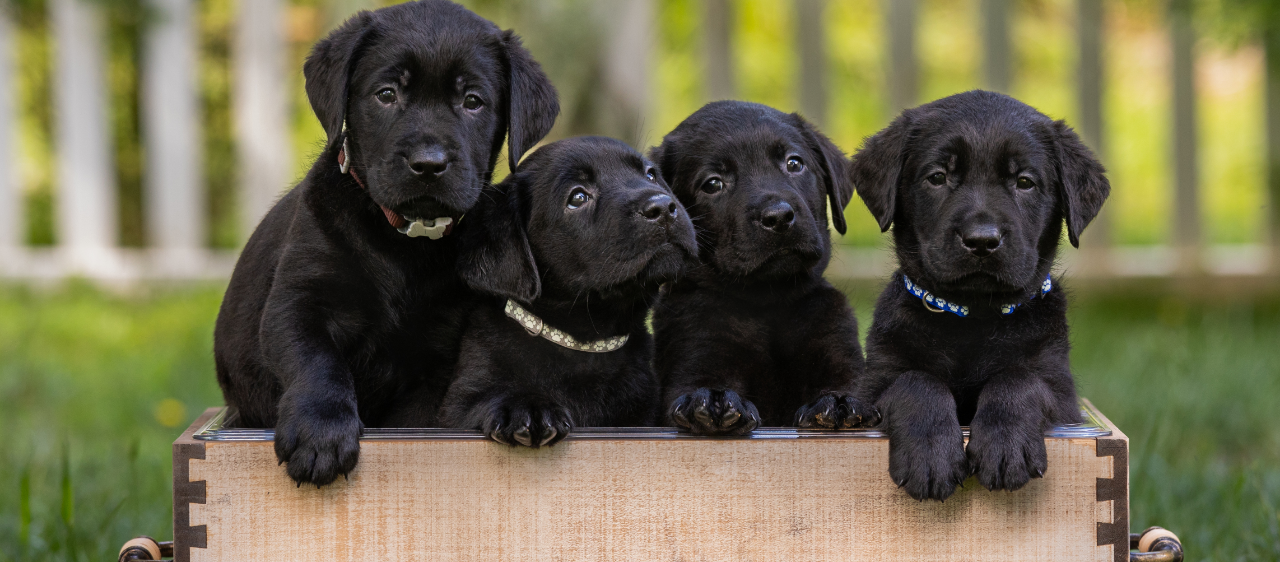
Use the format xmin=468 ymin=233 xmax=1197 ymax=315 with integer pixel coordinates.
xmin=481 ymin=398 xmax=574 ymax=448
xmin=795 ymin=392 xmax=881 ymax=429
xmin=668 ymin=388 xmax=760 ymax=436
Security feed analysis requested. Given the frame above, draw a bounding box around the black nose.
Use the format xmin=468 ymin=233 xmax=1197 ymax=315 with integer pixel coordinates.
xmin=960 ymin=225 xmax=1003 ymax=257
xmin=759 ymin=201 xmax=795 ymax=233
xmin=641 ymin=193 xmax=678 ymax=222
xmin=407 ymin=147 xmax=449 ymax=176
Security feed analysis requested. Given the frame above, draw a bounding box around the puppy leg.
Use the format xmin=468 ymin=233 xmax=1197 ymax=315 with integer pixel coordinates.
xmin=879 ymin=371 xmax=968 ymax=501
xmin=668 ymin=388 xmax=761 ymax=436
xmin=966 ymin=372 xmax=1059 ymax=492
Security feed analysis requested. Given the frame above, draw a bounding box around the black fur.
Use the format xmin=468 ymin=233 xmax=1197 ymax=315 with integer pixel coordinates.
xmin=213 ymin=0 xmax=559 ymax=485
xmin=850 ymin=90 xmax=1110 ymax=501
xmin=649 ymin=101 xmax=875 ymax=435
xmin=439 ymin=137 xmax=697 ymax=447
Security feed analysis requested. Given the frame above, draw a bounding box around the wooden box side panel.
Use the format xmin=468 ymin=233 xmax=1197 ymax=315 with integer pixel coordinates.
xmin=186 ymin=437 xmax=1116 ymax=562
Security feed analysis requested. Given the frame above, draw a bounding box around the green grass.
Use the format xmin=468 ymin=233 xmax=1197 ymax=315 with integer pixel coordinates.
xmin=1 ymin=282 xmax=1278 ymax=561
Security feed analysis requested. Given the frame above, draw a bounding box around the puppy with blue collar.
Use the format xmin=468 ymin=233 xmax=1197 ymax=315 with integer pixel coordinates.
xmin=851 ymin=91 xmax=1110 ymax=501
xmin=439 ymin=137 xmax=697 ymax=447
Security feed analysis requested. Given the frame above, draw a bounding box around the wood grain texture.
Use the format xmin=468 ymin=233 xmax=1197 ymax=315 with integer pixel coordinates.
xmin=178 ymin=411 xmax=1128 ymax=562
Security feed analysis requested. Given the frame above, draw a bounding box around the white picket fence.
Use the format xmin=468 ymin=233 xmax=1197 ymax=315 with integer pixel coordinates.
xmin=0 ymin=0 xmax=287 ymax=282
xmin=0 ymin=0 xmax=1275 ymax=283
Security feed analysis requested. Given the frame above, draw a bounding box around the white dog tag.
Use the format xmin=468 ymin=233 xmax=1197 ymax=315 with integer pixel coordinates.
xmin=399 ymin=216 xmax=453 ymax=240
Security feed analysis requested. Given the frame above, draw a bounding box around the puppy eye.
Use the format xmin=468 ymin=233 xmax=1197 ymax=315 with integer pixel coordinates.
xmin=645 ymin=168 xmax=657 ymax=182
xmin=375 ymin=88 xmax=397 ymax=104
xmin=785 ymin=156 xmax=804 ymax=174
xmin=1016 ymin=176 xmax=1036 ymax=190
xmin=567 ymin=187 xmax=590 ymax=209
xmin=927 ymin=172 xmax=947 ymax=186
xmin=701 ymin=177 xmax=724 ymax=194
xmin=463 ymin=94 xmax=484 ymax=110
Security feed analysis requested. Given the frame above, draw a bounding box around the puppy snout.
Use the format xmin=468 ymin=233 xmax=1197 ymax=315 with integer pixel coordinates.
xmin=759 ymin=201 xmax=795 ymax=233
xmin=640 ymin=193 xmax=679 ymax=222
xmin=960 ymin=225 xmax=1003 ymax=257
xmin=407 ymin=147 xmax=450 ymax=177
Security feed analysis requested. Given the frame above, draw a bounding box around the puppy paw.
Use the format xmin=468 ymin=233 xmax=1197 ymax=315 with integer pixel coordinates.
xmin=668 ymin=388 xmax=760 ymax=436
xmin=794 ymin=392 xmax=881 ymax=429
xmin=480 ymin=397 xmax=573 ymax=448
xmin=274 ymin=402 xmax=363 ymax=487
xmin=966 ymin=425 xmax=1048 ymax=492
xmin=888 ymin=426 xmax=968 ymax=501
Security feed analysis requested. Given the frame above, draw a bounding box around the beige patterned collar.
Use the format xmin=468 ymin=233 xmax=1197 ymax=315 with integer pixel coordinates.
xmin=504 ymin=299 xmax=629 ymax=353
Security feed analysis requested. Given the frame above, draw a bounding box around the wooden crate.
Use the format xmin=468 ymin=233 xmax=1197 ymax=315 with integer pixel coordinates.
xmin=173 ymin=400 xmax=1128 ymax=562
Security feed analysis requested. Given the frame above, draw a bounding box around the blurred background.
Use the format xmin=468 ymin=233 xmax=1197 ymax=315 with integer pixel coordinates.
xmin=0 ymin=0 xmax=1278 ymax=560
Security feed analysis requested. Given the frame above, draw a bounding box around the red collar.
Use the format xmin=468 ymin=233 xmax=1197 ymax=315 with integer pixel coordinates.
xmin=338 ymin=143 xmax=408 ymax=230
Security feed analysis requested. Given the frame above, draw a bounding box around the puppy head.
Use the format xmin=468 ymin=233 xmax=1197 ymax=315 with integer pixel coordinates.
xmin=305 ymin=0 xmax=559 ymax=225
xmin=457 ymin=136 xmax=697 ymax=303
xmin=649 ymin=101 xmax=854 ymax=281
xmin=851 ymin=90 xmax=1109 ymax=302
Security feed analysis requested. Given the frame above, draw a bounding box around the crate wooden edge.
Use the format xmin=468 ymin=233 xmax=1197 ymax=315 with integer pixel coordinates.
xmin=173 ymin=404 xmax=1130 ymax=562
xmin=173 ymin=408 xmax=217 ymax=562
xmin=1083 ymin=398 xmax=1130 ymax=562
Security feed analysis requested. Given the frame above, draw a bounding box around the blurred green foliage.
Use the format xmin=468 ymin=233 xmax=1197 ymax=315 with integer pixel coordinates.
xmin=0 ymin=283 xmax=1278 ymax=560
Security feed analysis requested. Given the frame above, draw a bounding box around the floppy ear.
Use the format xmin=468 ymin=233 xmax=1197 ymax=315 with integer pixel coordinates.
xmin=456 ymin=180 xmax=541 ymax=302
xmin=304 ymin=11 xmax=376 ymax=151
xmin=793 ymin=114 xmax=854 ymax=235
xmin=502 ymin=31 xmax=560 ymax=173
xmin=1050 ymin=120 xmax=1111 ymax=248
xmin=850 ymin=113 xmax=912 ymax=232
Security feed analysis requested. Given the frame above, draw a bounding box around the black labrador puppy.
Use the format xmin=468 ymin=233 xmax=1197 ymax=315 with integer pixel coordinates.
xmin=850 ymin=90 xmax=1110 ymax=501
xmin=438 ymin=137 xmax=696 ymax=446
xmin=213 ymin=0 xmax=558 ymax=485
xmin=648 ymin=101 xmax=877 ymax=435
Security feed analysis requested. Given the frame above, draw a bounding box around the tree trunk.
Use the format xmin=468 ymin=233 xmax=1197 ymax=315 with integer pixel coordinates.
xmin=982 ymin=0 xmax=1011 ymax=93
xmin=235 ymin=0 xmax=292 ymax=242
xmin=52 ymin=0 xmax=118 ymax=273
xmin=704 ymin=0 xmax=735 ymax=102
xmin=885 ymin=0 xmax=918 ymax=113
xmin=143 ymin=0 xmax=204 ymax=268
xmin=796 ymin=0 xmax=828 ymax=128
xmin=0 ymin=2 xmax=17 ymax=252
xmin=1076 ymin=0 xmax=1110 ymax=271
xmin=1170 ymin=0 xmax=1201 ymax=275
xmin=601 ymin=0 xmax=654 ymax=148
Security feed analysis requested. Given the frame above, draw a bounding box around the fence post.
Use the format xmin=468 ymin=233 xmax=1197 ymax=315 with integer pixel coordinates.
xmin=235 ymin=0 xmax=292 ymax=243
xmin=1266 ymin=29 xmax=1280 ymax=275
xmin=52 ymin=0 xmax=118 ymax=274
xmin=0 ymin=2 xmax=17 ymax=255
xmin=796 ymin=0 xmax=828 ymax=128
xmin=602 ymin=0 xmax=654 ymax=148
xmin=1170 ymin=0 xmax=1201 ymax=276
xmin=1076 ymin=0 xmax=1110 ymax=272
xmin=885 ymin=0 xmax=918 ymax=113
xmin=981 ymin=0 xmax=1011 ymax=93
xmin=143 ymin=0 xmax=204 ymax=270
xmin=704 ymin=0 xmax=735 ymax=102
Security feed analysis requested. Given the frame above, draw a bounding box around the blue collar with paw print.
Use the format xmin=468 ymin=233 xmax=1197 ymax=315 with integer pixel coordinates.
xmin=902 ymin=274 xmax=1052 ymax=318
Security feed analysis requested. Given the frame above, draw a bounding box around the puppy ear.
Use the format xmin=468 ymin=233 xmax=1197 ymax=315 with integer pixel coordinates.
xmin=456 ymin=180 xmax=541 ymax=302
xmin=850 ymin=113 xmax=912 ymax=232
xmin=502 ymin=31 xmax=560 ymax=173
xmin=793 ymin=114 xmax=854 ymax=235
xmin=1050 ymin=120 xmax=1111 ymax=248
xmin=304 ymin=11 xmax=376 ymax=151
